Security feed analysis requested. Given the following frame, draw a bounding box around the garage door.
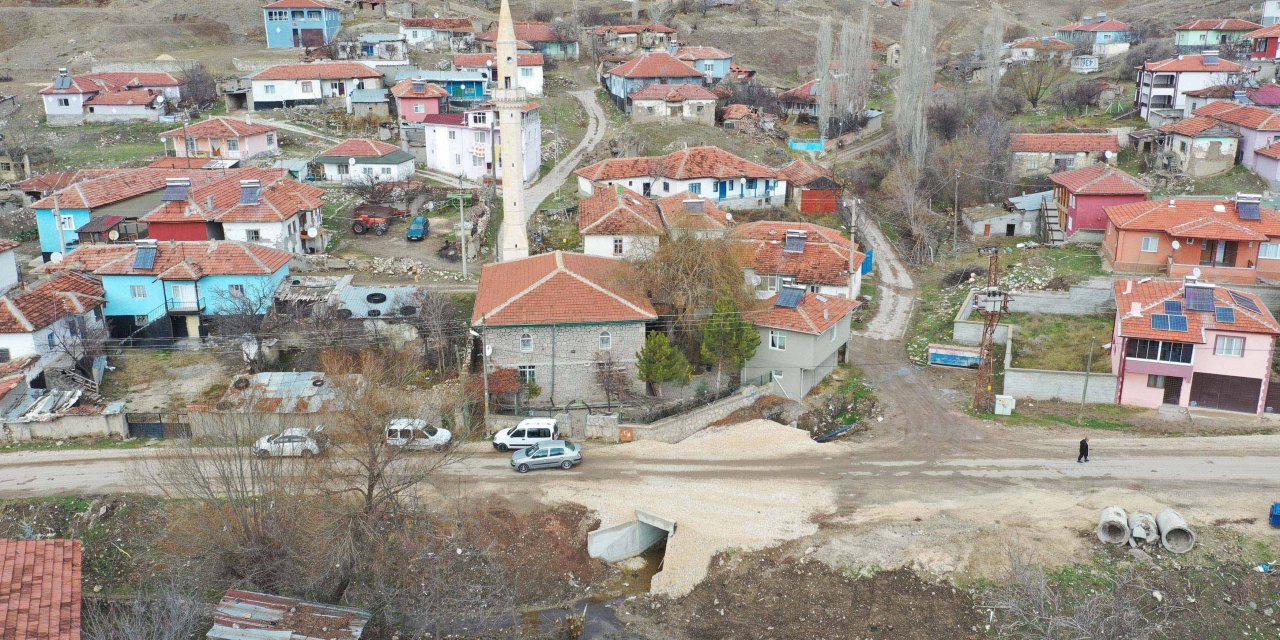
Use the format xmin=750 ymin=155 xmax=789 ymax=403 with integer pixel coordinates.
xmin=1189 ymin=373 xmax=1261 ymax=413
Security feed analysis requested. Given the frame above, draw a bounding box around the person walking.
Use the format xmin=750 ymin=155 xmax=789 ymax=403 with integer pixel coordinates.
xmin=1077 ymin=437 xmax=1090 ymax=463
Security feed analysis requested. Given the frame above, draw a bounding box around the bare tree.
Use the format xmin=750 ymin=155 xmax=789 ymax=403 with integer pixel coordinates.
xmin=83 ymin=590 xmax=206 ymax=640
xmin=409 ymin=287 xmax=468 ymax=374
xmin=815 ymin=17 xmax=834 ymax=138
xmin=1008 ymin=57 xmax=1067 ymax=108
xmin=833 ymin=8 xmax=872 ymax=135
xmin=340 ymin=174 xmax=439 ymax=207
xmin=594 ymin=349 xmax=629 ymax=411
xmin=1051 ymin=79 xmax=1105 ymax=115
xmin=48 ymin=315 xmax=108 ymax=379
xmin=981 ymin=5 xmax=1006 ymax=96
xmin=179 ymin=62 xmax=217 ymax=107
xmin=627 ymin=235 xmax=751 ymax=355
xmin=746 ymin=2 xmax=762 ymax=26
xmin=896 ymin=0 xmax=933 ymax=170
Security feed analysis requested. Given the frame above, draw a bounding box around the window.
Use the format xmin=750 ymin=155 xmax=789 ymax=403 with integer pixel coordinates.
xmin=769 ymin=330 xmax=786 ymax=350
xmin=520 ymin=332 xmax=533 ymax=352
xmin=245 ymin=229 xmax=261 ymax=242
xmin=266 ymin=133 xmax=276 ymax=146
xmin=448 ymin=130 xmax=456 ymax=140
xmin=306 ymin=10 xmax=321 ymax=19
xmin=337 ymin=163 xmax=349 ymax=175
xmin=0 ymin=349 xmax=9 ymax=363
xmin=267 ymin=9 xmax=287 ymax=19
xmin=228 ymin=284 xmax=246 ymax=298
xmin=227 ymin=138 xmax=240 ymax=152
xmin=0 ymin=162 xmax=10 ymax=172
xmin=689 ymin=183 xmax=701 ymax=195
xmin=472 ymin=155 xmax=483 ymax=167
xmin=414 ymin=103 xmax=424 ymax=113
xmin=185 ymin=137 xmax=198 ymax=154
xmin=129 ymin=285 xmax=147 ymax=299
xmin=1179 ymin=141 xmax=1189 ymax=153
xmin=771 ymin=369 xmax=784 ymax=381
xmin=381 ymin=167 xmax=392 ymax=175
xmin=599 ymin=330 xmax=612 ymax=350
xmin=1141 ymin=236 xmax=1159 ymax=253
xmin=263 ymin=84 xmax=276 ymax=95
xmin=47 ymin=333 xmax=56 ymax=350
xmin=1214 ymin=335 xmax=1244 ymax=357
xmin=1147 ymin=374 xmax=1165 ymax=388
xmin=1026 ymin=159 xmax=1039 ymax=170
xmin=1260 ymin=242 xmax=1280 ymax=259
xmin=1068 ymin=194 xmax=1076 ymax=208
xmin=59 ymin=214 xmax=75 ymax=230
xmin=1125 ymin=338 xmax=1194 ymax=363
xmin=454 ymin=154 xmax=462 ymax=165
xmin=134 ymin=315 xmax=149 ymax=326
xmin=300 ymin=81 xmax=313 ymax=94
xmin=518 ymin=364 xmax=536 ymax=384
xmin=613 ymin=237 xmax=624 ymax=255
xmin=362 ymin=166 xmax=374 ymax=175
xmin=520 ymin=67 xmax=533 ymax=77
xmin=662 ymin=181 xmax=670 ymax=193
xmin=474 ymin=131 xmax=486 ymax=143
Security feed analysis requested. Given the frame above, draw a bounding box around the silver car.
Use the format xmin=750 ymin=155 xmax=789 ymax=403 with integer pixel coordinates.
xmin=510 ymin=440 xmax=582 ymax=473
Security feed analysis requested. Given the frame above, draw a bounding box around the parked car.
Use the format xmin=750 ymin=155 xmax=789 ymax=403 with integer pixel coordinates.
xmin=511 ymin=439 xmax=582 ymax=473
xmin=491 ymin=418 xmax=558 ymax=452
xmin=253 ymin=426 xmax=326 ymax=459
xmin=406 ymin=216 xmax=429 ymax=241
xmin=385 ymin=418 xmax=451 ymax=451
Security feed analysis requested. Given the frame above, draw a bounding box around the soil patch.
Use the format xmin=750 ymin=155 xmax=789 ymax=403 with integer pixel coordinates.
xmin=1008 ymin=399 xmax=1277 ymax=436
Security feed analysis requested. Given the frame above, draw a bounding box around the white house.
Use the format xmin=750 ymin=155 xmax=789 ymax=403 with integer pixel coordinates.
xmin=453 ymin=52 xmax=545 ymax=96
xmin=406 ymin=105 xmax=540 ymax=183
xmin=249 ymin=62 xmax=385 ymax=111
xmin=400 ymin=17 xmax=475 ymax=50
xmin=0 ymin=240 xmax=19 ymax=294
xmin=315 ymin=139 xmax=416 ymax=182
xmin=1135 ymin=52 xmax=1250 ymax=125
xmin=578 ymin=185 xmax=664 ymax=259
xmin=731 ymin=221 xmax=865 ymax=301
xmin=39 ymin=69 xmax=184 ymax=126
xmin=574 ymin=146 xmax=786 ymax=211
xmin=0 ymin=272 xmax=105 ymax=382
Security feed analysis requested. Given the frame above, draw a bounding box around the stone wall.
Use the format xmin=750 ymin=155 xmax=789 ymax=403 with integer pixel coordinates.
xmin=4 ymin=409 xmax=127 ymax=442
xmin=483 ymin=322 xmax=648 ymax=406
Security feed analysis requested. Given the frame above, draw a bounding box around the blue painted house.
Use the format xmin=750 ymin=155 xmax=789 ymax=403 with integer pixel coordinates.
xmin=675 ymin=46 xmax=733 ymax=84
xmin=392 ymin=69 xmax=488 ymax=102
xmin=264 ymin=0 xmax=342 ymax=49
xmin=47 ymin=241 xmax=293 ymax=343
xmin=1054 ymin=14 xmax=1134 ymax=56
xmin=604 ymin=52 xmax=704 ymax=113
xmin=31 ymin=168 xmax=193 ymax=261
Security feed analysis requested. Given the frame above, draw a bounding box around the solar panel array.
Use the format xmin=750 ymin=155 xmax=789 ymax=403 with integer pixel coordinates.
xmin=1168 ymin=314 xmax=1188 ymax=332
xmin=133 ymin=246 xmax=158 ymax=270
xmin=1151 ymin=314 xmax=1169 ymax=330
xmin=1151 ymin=313 xmax=1188 ymax=332
xmin=1229 ymin=290 xmax=1261 ymax=313
xmin=53 ymin=75 xmax=72 ymax=90
xmin=1164 ymin=301 xmax=1182 ymax=314
xmin=1185 ymin=286 xmax=1215 ymax=311
xmin=161 ymin=184 xmax=189 ymax=202
xmin=1238 ymin=201 xmax=1261 ymax=221
xmin=776 ymin=286 xmax=804 ymax=309
xmin=1215 ymin=307 xmax=1236 ymax=323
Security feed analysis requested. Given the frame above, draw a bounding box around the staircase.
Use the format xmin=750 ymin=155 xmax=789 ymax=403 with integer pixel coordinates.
xmin=1041 ymin=205 xmax=1066 ymax=247
xmin=49 ymin=367 xmax=102 ymax=403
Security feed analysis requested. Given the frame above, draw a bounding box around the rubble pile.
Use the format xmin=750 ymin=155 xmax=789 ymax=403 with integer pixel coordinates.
xmin=541 ymin=135 xmax=571 ymax=163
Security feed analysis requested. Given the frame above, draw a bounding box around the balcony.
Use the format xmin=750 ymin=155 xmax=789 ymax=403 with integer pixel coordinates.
xmin=1168 ymin=262 xmax=1258 ymax=284
xmin=165 ymin=298 xmax=204 ymax=315
xmin=1123 ymin=357 xmax=1193 ymax=379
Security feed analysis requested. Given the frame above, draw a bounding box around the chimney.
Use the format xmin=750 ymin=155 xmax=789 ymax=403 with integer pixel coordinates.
xmin=1129 ymin=301 xmax=1141 ymax=315
xmin=165 ymin=177 xmax=192 ymax=187
xmin=1124 ymin=279 xmax=1132 ymax=294
xmin=206 ymin=195 xmax=215 ymax=209
xmin=1204 ymin=50 xmax=1220 ymax=65
xmin=683 ymin=198 xmax=704 ymax=213
xmin=244 ymin=113 xmax=252 ymax=124
xmin=1081 ymin=15 xmax=1093 ymax=24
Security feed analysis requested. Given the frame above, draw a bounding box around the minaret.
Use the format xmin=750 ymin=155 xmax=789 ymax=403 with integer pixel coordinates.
xmin=494 ymin=0 xmax=529 ymax=262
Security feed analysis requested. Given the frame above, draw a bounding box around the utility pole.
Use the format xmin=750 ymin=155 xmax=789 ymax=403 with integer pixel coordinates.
xmin=952 ymin=168 xmax=959 ymax=251
xmin=448 ymin=191 xmax=469 ymax=276
xmin=1080 ymin=336 xmax=1095 ymax=418
xmin=848 ymin=197 xmax=858 ymax=295
xmin=974 ymin=249 xmax=1009 ymax=413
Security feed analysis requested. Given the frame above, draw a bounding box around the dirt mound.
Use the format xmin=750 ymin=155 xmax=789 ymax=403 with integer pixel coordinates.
xmin=617 ymin=419 xmax=824 ymax=460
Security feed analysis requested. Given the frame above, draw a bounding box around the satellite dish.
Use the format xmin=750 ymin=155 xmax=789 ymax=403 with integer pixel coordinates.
xmin=49 ymin=252 xmax=63 ymax=263
xmin=725 ymin=212 xmax=734 ymax=221
xmin=156 ymin=94 xmax=165 ymax=104
xmin=1171 ymin=240 xmax=1180 ymax=250
xmin=107 ymin=229 xmax=120 ymax=241
xmin=348 ymin=157 xmax=358 ymax=166
xmin=1192 ymin=267 xmax=1202 ymax=278
xmin=306 ymin=227 xmax=318 ymax=238
xmin=1104 ymin=150 xmax=1115 ymax=159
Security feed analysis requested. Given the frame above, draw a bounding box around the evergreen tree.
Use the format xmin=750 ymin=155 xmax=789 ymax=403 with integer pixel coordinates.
xmin=636 ymin=332 xmax=692 ymax=397
xmin=700 ymin=298 xmax=760 ymax=391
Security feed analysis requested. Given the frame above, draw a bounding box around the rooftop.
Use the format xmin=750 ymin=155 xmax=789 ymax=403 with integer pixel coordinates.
xmin=476 ymin=20 xmax=570 ymax=43
xmin=747 ymin=289 xmax=860 ymax=335
xmin=47 ymin=240 xmax=293 ymax=279
xmin=252 ymin=62 xmax=383 ymax=81
xmin=472 ymin=251 xmax=656 ymax=327
xmin=575 ymin=146 xmax=781 ymax=181
xmin=0 ymin=272 xmax=104 ymax=334
xmin=0 ymin=539 xmax=82 ymax=640
xmin=1141 ymin=54 xmax=1245 ymax=73
xmin=1048 ymin=163 xmax=1149 ymax=195
xmin=318 ymin=138 xmax=406 ymax=158
xmin=579 ymin=185 xmax=664 ymax=236
xmin=657 ymin=192 xmax=732 ymax=231
xmin=607 ymin=52 xmax=703 ymax=79
xmin=209 ymin=589 xmax=370 ymax=640
xmin=1195 ymin=101 xmax=1280 ymax=131
xmin=1158 ymin=115 xmax=1240 ymax=138
xmin=400 ymin=17 xmax=473 ymax=31
xmin=389 ymin=78 xmax=450 ymax=98
xmin=1114 ymin=279 xmax=1279 ymax=343
xmin=1011 ymin=133 xmax=1121 ymax=153
xmin=215 ymin=372 xmax=365 ymax=414
xmin=1105 ymin=197 xmax=1280 ymax=241
xmin=1057 ymin=18 xmax=1131 ymax=32
xmin=161 ymin=116 xmax=278 ymax=139
xmin=1174 ymin=18 xmax=1261 ymax=31
xmin=732 ymin=221 xmax=864 ymax=287
xmin=593 ymin=23 xmax=677 ymax=34
xmin=627 ymin=83 xmax=718 ymax=101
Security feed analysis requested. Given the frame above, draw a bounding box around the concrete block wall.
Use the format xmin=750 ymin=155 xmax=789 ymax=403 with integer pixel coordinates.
xmin=953 ymin=279 xmax=1115 ymax=346
xmin=4 ymin=411 xmax=127 ymax=441
xmin=1003 ymin=368 xmax=1118 ymax=403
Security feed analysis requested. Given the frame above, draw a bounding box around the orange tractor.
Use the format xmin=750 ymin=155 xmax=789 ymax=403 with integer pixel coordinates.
xmin=350 ymin=204 xmax=409 ymax=236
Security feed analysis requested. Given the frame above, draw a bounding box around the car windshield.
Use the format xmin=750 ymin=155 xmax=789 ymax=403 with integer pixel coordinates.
xmin=267 ymin=434 xmax=280 ymax=443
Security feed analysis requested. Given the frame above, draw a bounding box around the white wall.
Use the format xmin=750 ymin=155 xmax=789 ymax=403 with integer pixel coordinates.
xmin=322 ymin=159 xmax=416 ymax=182
xmin=222 ymin=214 xmax=311 ymax=254
xmin=583 ymin=234 xmax=659 ymax=259
xmin=578 ymin=175 xmax=787 ymax=210
xmin=42 ymin=93 xmax=86 ymax=117
xmin=0 ymin=249 xmax=18 ymax=294
xmin=421 ymin=124 xmax=494 ymax=182
xmin=253 ymin=76 xmax=381 ymax=105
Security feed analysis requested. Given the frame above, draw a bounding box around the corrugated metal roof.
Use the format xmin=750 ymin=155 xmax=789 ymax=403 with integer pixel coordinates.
xmin=215 ymin=372 xmax=365 ymax=414
xmin=347 ymin=89 xmax=389 ymax=103
xmin=1007 ymin=190 xmax=1053 ymax=212
xmin=392 ymin=68 xmax=487 ymax=82
xmin=208 ymin=590 xmax=370 ymax=640
xmin=336 ymin=284 xmax=422 ymax=318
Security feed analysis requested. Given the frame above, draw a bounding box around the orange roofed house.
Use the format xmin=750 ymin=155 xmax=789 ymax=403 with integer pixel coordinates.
xmin=1112 ymin=278 xmax=1280 ymax=413
xmin=159 ymin=116 xmax=280 ymax=161
xmin=744 ymin=287 xmax=861 ymax=398
xmin=1102 ymin=194 xmax=1280 ymax=284
xmin=1048 ymin=163 xmax=1149 ymax=240
xmin=732 ymin=221 xmax=865 ymax=300
xmin=471 ymin=251 xmax=657 ymax=406
xmin=574 ymin=146 xmax=787 ymax=210
xmin=40 ymin=68 xmax=185 ymax=126
xmin=1012 ymin=133 xmax=1121 ymax=178
xmin=0 ymin=539 xmax=83 ymax=640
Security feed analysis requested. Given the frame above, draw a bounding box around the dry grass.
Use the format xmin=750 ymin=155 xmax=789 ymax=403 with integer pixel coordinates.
xmin=1006 ymin=312 xmax=1113 ymax=373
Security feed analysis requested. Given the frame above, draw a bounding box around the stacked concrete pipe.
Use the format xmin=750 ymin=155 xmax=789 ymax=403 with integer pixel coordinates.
xmin=1156 ymin=508 xmax=1195 ymax=554
xmin=1096 ymin=507 xmax=1130 ymax=545
xmin=1128 ymin=512 xmax=1159 ymax=546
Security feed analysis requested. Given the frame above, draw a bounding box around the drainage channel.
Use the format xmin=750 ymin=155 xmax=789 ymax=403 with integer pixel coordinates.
xmin=587 ymin=510 xmax=676 ymax=593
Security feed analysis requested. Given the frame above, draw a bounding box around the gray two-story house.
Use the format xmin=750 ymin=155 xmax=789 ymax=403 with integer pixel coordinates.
xmin=744 ymin=287 xmax=860 ymax=399
xmin=472 ymin=251 xmax=657 ymax=407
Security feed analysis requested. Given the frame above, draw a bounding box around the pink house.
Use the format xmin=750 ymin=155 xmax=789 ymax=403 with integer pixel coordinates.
xmin=391 ymin=79 xmax=450 ymax=122
xmin=1194 ymin=101 xmax=1280 ymax=168
xmin=1112 ymin=278 xmax=1280 ymax=414
xmin=1048 ymin=163 xmax=1149 ymax=238
xmin=159 ymin=117 xmax=280 ymax=160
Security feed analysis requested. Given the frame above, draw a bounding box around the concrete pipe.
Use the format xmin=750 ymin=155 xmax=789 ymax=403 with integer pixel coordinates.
xmin=1096 ymin=507 xmax=1130 ymax=545
xmin=1128 ymin=512 xmax=1159 ymax=545
xmin=1156 ymin=508 xmax=1195 ymax=554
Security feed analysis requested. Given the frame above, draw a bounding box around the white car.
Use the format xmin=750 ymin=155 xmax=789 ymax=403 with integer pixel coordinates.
xmin=385 ymin=418 xmax=452 ymax=451
xmin=253 ymin=427 xmax=325 ymax=459
xmin=491 ymin=417 xmax=558 ymax=452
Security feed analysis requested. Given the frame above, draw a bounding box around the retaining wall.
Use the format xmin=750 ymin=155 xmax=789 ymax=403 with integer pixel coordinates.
xmin=953 ymin=278 xmax=1115 ymax=346
xmin=1000 ymin=327 xmax=1117 ymax=404
xmin=91 ymin=60 xmax=196 ymax=74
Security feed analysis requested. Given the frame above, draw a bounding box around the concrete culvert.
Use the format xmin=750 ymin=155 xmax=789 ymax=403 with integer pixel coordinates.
xmin=1128 ymin=512 xmax=1159 ymax=545
xmin=1096 ymin=506 xmax=1130 ymax=545
xmin=1156 ymin=508 xmax=1196 ymax=554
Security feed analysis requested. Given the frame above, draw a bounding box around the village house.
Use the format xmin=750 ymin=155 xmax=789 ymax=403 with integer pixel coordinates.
xmin=1245 ymin=83 xmax=1280 ymax=107
xmin=1007 ymin=37 xmax=1074 ymax=64
xmin=1071 ymin=54 xmax=1101 ymax=74
xmin=345 ymin=88 xmax=391 ymax=117
xmin=400 ymin=17 xmax=475 ymax=50
xmin=402 ymin=103 xmax=540 ymax=183
xmin=961 ymin=190 xmax=1053 ymax=239
xmin=728 ymin=63 xmax=757 ymax=83
xmin=390 ymin=68 xmax=488 ymax=104
xmin=0 ymin=539 xmax=82 ymax=640
xmin=315 ymin=138 xmax=416 ymax=182
xmin=390 ymin=78 xmax=450 ymax=121
xmin=1011 ymin=133 xmax=1121 ymax=178
xmin=1048 ymin=163 xmax=1150 ymax=241
xmin=873 ymin=38 xmax=903 ymax=68
xmin=732 ymin=221 xmax=864 ymax=300
xmin=262 ymin=0 xmax=342 ymax=48
xmin=674 ymin=45 xmax=734 ymax=83
xmin=0 ymin=272 xmax=105 ymax=384
xmin=591 ymin=24 xmax=677 ymax=55
xmin=245 ymin=62 xmax=384 ymax=111
xmin=1249 ymin=142 xmax=1280 ymax=189
xmin=476 ymin=20 xmax=579 ymax=60
xmin=39 ymin=68 xmax=184 ymax=126
xmin=579 ymin=185 xmax=664 ymax=259
xmin=333 ymin=33 xmax=408 ymax=64
xmin=627 ymin=83 xmax=717 ymax=125
xmin=45 ymin=240 xmax=293 ymax=342
xmin=1135 ymin=52 xmax=1249 ymax=125
xmin=657 ymin=192 xmax=732 ymax=239
xmin=1156 ymin=116 xmax=1240 ymax=178
xmin=159 ymin=116 xmax=279 ymax=161
xmin=1102 ymin=195 xmax=1280 ymax=284
xmin=209 ymin=590 xmax=371 ymax=639
xmin=1111 ymin=278 xmax=1280 ymax=414
xmin=604 ymin=52 xmax=704 ymax=113
xmin=0 ymin=240 xmax=18 ymax=293
xmin=1193 ymin=101 xmax=1280 ymax=170
xmin=1054 ymin=13 xmax=1134 ymax=57
xmin=0 ymin=154 xmax=19 ymax=183
xmin=743 ymin=287 xmax=859 ymax=399
xmin=721 ymin=104 xmax=761 ymax=131
xmin=574 ymin=146 xmax=787 ymax=210
xmin=1174 ymin=19 xmax=1262 ymax=54
xmin=454 ymin=52 xmax=545 ymax=96
xmin=1181 ymin=84 xmax=1239 ymax=115
xmin=1246 ymin=24 xmax=1280 ymax=60
xmin=471 ymin=251 xmax=657 ymax=406
xmin=779 ymin=79 xmax=822 ymax=117
xmin=780 ymin=159 xmax=841 ymax=215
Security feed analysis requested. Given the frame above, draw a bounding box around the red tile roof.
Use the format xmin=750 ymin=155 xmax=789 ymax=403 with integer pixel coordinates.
xmin=476 ymin=20 xmax=570 ymax=43
xmin=252 ymin=62 xmax=383 ymax=81
xmin=1174 ymin=18 xmax=1261 ymax=31
xmin=390 ymin=78 xmax=451 ymax=99
xmin=13 ymin=170 xmax=122 ymax=194
xmin=1246 ymin=24 xmax=1280 ymax=39
xmin=320 ymin=138 xmax=402 ymax=157
xmin=146 ymin=157 xmax=224 ymax=169
xmin=473 ymin=251 xmax=656 ymax=326
xmin=1195 ymin=101 xmax=1280 ymax=131
xmin=576 ymin=146 xmax=781 ymax=181
xmin=0 ymin=539 xmax=82 ymax=640
xmin=1141 ymin=54 xmax=1244 ymax=73
xmin=0 ymin=240 xmax=18 ymax=253
xmin=47 ymin=241 xmax=293 ymax=279
xmin=1105 ymin=197 xmax=1280 ymax=240
xmin=780 ymin=79 xmax=818 ymax=104
xmin=732 ymin=221 xmax=864 ymax=287
xmin=722 ymin=104 xmax=756 ymax=120
xmin=779 ymin=158 xmax=835 ymax=187
xmin=263 ymin=0 xmax=336 ymax=8
xmin=657 ymin=192 xmax=732 ymax=231
xmin=401 ymin=17 xmax=474 ymax=31
xmin=39 ymin=71 xmax=183 ymax=95
xmin=1010 ymin=36 xmax=1074 ymax=51
xmin=594 ymin=24 xmax=677 ymax=35
xmin=747 ymin=290 xmax=860 ymax=335
xmin=1158 ymin=115 xmax=1238 ymax=138
xmin=1248 ymin=83 xmax=1280 ymax=106
xmin=1183 ymin=84 xmax=1236 ymax=98
xmin=417 ymin=113 xmax=468 ymax=126
xmin=1048 ymin=163 xmax=1149 ymax=195
xmin=1011 ymin=133 xmax=1120 ymax=153
xmin=160 ymin=116 xmax=277 ymax=139
xmin=1114 ymin=279 xmax=1279 ymax=342
xmin=84 ymin=89 xmax=160 ymax=107
xmin=453 ymin=52 xmax=545 ymax=67
xmin=579 ymin=186 xmax=664 ymax=236
xmin=1057 ymin=18 xmax=1131 ymax=32
xmin=607 ymin=52 xmax=703 ymax=78
xmin=0 ymin=272 xmax=104 ymax=334
xmin=675 ymin=45 xmax=732 ymax=60
xmin=141 ymin=168 xmax=324 ymax=225
xmin=30 ymin=168 xmax=228 ymax=210
xmin=1254 ymin=140 xmax=1280 ymax=160
xmin=628 ymin=83 xmax=717 ymax=101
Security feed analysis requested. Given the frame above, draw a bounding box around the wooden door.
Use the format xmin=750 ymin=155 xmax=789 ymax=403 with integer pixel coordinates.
xmin=1162 ymin=376 xmax=1182 ymax=405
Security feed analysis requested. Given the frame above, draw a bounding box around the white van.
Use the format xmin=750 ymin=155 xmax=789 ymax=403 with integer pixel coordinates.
xmin=492 ymin=417 xmax=559 ymax=451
